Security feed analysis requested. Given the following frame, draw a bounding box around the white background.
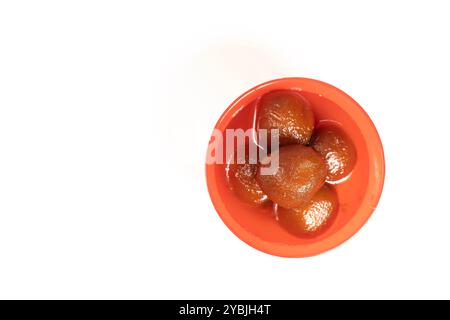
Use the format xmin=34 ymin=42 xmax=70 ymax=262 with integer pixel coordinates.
xmin=0 ymin=0 xmax=449 ymax=299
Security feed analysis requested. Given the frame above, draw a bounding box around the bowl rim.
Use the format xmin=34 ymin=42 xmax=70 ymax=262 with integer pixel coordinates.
xmin=205 ymin=77 xmax=385 ymax=258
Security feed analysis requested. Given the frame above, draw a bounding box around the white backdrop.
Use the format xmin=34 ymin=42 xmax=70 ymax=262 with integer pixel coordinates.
xmin=1 ymin=1 xmax=449 ymax=299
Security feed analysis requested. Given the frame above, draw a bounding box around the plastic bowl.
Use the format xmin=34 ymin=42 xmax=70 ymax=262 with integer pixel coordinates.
xmin=205 ymin=77 xmax=385 ymax=257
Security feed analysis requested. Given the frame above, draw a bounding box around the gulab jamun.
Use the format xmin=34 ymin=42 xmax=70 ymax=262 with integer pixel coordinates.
xmin=311 ymin=125 xmax=357 ymax=182
xmin=256 ymin=144 xmax=327 ymax=209
xmin=227 ymin=161 xmax=269 ymax=205
xmin=257 ymin=90 xmax=315 ymax=146
xmin=277 ymin=184 xmax=338 ymax=237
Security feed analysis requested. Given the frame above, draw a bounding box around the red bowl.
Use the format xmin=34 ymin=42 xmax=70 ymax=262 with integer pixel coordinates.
xmin=205 ymin=77 xmax=385 ymax=257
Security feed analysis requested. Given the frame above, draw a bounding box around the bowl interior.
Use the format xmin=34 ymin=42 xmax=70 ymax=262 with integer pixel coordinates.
xmin=206 ymin=78 xmax=384 ymax=257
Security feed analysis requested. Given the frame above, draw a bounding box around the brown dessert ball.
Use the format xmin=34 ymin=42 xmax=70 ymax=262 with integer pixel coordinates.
xmin=311 ymin=125 xmax=357 ymax=182
xmin=257 ymin=90 xmax=315 ymax=146
xmin=277 ymin=184 xmax=338 ymax=237
xmin=256 ymin=144 xmax=327 ymax=209
xmin=228 ymin=161 xmax=269 ymax=205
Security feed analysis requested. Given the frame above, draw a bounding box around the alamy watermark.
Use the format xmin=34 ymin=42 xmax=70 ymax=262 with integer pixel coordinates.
xmin=206 ymin=128 xmax=279 ymax=175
